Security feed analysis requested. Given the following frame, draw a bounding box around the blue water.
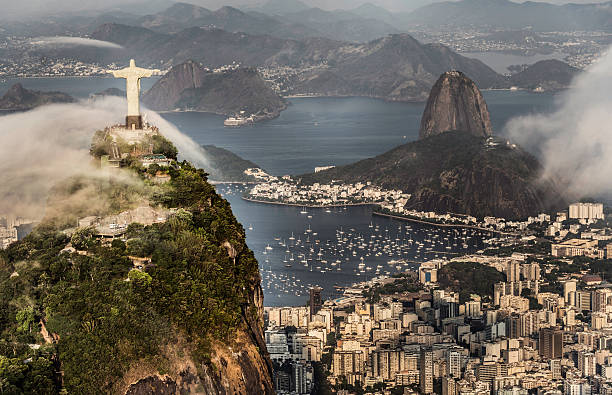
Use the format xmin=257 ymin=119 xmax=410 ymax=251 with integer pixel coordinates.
xmin=220 ymin=185 xmax=491 ymax=305
xmin=161 ymin=92 xmax=555 ymax=175
xmin=0 ymin=77 xmax=558 ymax=305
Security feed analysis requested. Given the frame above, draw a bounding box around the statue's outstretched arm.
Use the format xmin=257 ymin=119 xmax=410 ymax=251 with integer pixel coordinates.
xmin=111 ymin=70 xmax=128 ymax=78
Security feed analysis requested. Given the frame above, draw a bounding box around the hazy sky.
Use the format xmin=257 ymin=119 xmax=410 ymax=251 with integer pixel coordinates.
xmin=2 ymin=0 xmax=608 ymax=19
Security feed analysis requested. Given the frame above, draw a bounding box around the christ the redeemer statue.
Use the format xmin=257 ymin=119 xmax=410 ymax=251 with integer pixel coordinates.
xmin=109 ymin=59 xmax=159 ymax=130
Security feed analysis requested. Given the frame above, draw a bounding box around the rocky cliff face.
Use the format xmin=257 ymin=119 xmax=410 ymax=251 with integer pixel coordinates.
xmin=142 ymin=60 xmax=286 ymax=120
xmin=419 ymin=71 xmax=492 ymax=139
xmin=122 ymin=282 xmax=273 ymax=395
xmin=0 ymin=83 xmax=74 ymax=110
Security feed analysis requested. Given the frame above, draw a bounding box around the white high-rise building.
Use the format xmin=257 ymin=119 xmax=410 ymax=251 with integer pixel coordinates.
xmin=446 ymin=348 xmax=462 ymax=378
xmin=578 ymin=351 xmax=596 ymax=377
xmin=564 ymin=281 xmax=577 ymax=304
xmin=569 ymin=203 xmax=604 ymax=220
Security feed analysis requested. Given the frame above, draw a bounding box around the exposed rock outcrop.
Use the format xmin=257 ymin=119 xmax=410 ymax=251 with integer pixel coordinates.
xmin=419 ymin=71 xmax=492 ymax=139
xmin=302 ymin=72 xmax=566 ymax=219
xmin=0 ymin=83 xmax=74 ymax=110
xmin=142 ymin=60 xmax=286 ymax=121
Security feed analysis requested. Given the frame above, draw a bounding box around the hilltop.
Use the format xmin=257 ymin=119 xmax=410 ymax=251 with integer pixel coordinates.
xmin=508 ymin=59 xmax=580 ymax=91
xmin=142 ymin=61 xmax=286 ymax=120
xmin=419 ymin=71 xmax=492 ymax=139
xmin=0 ymin=123 xmax=272 ymax=393
xmin=301 ymin=131 xmax=564 ymax=219
xmin=301 ymin=72 xmax=566 ymax=219
xmin=0 ymin=83 xmax=74 ymax=110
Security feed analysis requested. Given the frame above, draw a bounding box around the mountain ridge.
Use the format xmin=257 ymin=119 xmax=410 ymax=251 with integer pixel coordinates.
xmin=92 ymin=24 xmax=503 ymax=102
xmin=299 ymin=71 xmax=566 ymax=219
xmin=142 ymin=60 xmax=287 ymax=120
xmin=403 ymin=0 xmax=612 ymax=31
xmin=0 ymin=83 xmax=75 ymax=110
xmin=0 ymin=124 xmax=273 ymax=394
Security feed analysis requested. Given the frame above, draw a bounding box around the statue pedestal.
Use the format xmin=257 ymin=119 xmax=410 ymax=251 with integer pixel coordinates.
xmin=126 ymin=115 xmax=143 ymax=130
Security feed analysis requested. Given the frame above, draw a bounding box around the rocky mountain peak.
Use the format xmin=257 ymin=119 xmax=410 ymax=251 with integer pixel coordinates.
xmin=419 ymin=70 xmax=492 ymax=139
xmin=4 ymin=83 xmax=31 ymax=100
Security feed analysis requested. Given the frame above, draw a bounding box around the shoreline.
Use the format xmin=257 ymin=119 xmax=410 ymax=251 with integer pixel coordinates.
xmin=241 ymin=196 xmax=373 ymax=208
xmin=241 ymin=197 xmax=518 ymax=235
xmin=372 ymin=211 xmax=518 ymax=235
xmin=210 ymin=180 xmax=262 ymax=185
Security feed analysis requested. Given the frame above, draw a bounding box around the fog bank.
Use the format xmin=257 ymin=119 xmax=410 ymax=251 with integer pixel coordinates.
xmin=504 ymin=47 xmax=612 ymax=199
xmin=0 ymin=97 xmax=212 ymax=219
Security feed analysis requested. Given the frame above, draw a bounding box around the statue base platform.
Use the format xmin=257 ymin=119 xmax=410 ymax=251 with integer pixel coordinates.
xmin=126 ymin=115 xmax=143 ymax=130
xmin=108 ymin=123 xmax=159 ymax=145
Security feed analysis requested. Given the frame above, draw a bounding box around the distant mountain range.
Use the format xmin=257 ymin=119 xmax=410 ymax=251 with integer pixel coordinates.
xmin=73 ymin=2 xmax=400 ymax=43
xmin=0 ymin=83 xmax=74 ymax=110
xmin=142 ymin=60 xmax=286 ymax=119
xmin=92 ymin=24 xmax=502 ymax=102
xmin=4 ymin=0 xmax=611 ymax=40
xmin=403 ymin=0 xmax=612 ymax=31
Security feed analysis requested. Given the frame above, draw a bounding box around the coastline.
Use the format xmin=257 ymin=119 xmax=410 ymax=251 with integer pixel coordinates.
xmin=241 ymin=196 xmax=373 ymax=208
xmin=372 ymin=211 xmax=518 ymax=235
xmin=241 ymin=196 xmax=517 ymax=235
xmin=210 ymin=180 xmax=262 ymax=185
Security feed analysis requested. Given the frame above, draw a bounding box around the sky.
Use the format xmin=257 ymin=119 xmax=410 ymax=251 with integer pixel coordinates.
xmin=1 ymin=0 xmax=608 ymax=19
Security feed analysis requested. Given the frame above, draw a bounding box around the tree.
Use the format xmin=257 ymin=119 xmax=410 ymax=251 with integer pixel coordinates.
xmin=70 ymin=227 xmax=95 ymax=251
xmin=128 ymin=269 xmax=152 ymax=287
xmin=16 ymin=307 xmax=35 ymax=334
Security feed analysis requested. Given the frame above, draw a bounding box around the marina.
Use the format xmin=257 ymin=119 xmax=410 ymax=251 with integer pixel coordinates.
xmin=218 ymin=184 xmax=497 ymax=306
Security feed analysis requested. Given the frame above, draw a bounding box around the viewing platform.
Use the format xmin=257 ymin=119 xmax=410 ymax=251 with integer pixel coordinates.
xmin=107 ymin=123 xmax=159 ymax=145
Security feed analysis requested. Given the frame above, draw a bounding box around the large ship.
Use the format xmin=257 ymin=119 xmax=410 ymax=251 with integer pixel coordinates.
xmin=224 ymin=111 xmax=254 ymax=127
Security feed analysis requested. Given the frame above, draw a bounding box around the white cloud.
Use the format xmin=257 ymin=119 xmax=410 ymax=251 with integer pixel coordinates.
xmin=31 ymin=36 xmax=123 ymax=49
xmin=504 ymin=46 xmax=612 ymax=199
xmin=0 ymin=96 xmax=211 ymax=219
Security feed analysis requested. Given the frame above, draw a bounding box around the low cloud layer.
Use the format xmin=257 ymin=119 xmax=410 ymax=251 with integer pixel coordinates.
xmin=0 ymin=97 xmax=211 ymax=220
xmin=504 ymin=47 xmax=612 ymax=200
xmin=30 ymin=36 xmax=124 ymax=49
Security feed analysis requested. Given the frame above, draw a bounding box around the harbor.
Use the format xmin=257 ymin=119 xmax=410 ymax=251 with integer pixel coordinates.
xmin=218 ymin=184 xmax=500 ymax=306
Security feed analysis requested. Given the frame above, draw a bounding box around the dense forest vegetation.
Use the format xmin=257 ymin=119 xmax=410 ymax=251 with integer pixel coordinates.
xmin=0 ymin=135 xmax=261 ymax=393
xmin=437 ymin=262 xmax=506 ymax=303
xmin=362 ymin=273 xmax=422 ymax=303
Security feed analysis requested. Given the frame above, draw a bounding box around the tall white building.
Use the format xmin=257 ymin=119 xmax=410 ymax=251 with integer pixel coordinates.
xmin=446 ymin=348 xmax=462 ymax=378
xmin=569 ymin=203 xmax=604 ymax=220
xmin=578 ymin=351 xmax=596 ymax=377
xmin=420 ymin=347 xmax=434 ymax=394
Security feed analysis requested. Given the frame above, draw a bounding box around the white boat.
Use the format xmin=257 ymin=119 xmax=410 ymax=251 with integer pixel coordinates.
xmin=224 ymin=115 xmax=251 ymax=127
